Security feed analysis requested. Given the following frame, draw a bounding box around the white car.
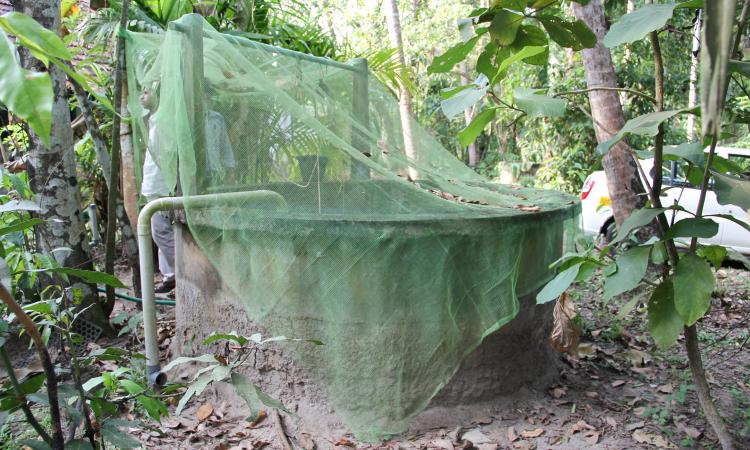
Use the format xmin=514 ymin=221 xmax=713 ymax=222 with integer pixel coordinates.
xmin=580 ymin=147 xmax=750 ymax=254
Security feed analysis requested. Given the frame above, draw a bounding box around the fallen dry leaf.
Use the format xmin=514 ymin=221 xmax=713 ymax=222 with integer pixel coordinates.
xmin=299 ymin=433 xmax=316 ymax=450
xmin=334 ymin=438 xmax=356 ymax=447
xmin=632 ymin=429 xmax=676 ymax=448
xmin=197 ymin=403 xmax=214 ymax=422
xmin=507 ymin=426 xmax=518 ymax=443
xmin=520 ymin=428 xmax=544 ymax=438
xmin=569 ymin=420 xmax=596 ymax=435
xmin=550 ymin=292 xmax=581 ymax=354
xmin=657 ymin=384 xmax=673 ymax=394
xmin=515 ymin=204 xmax=542 ymax=212
xmin=611 ymin=380 xmax=626 ymax=387
xmin=676 ymin=422 xmax=702 ymax=439
xmin=624 ymin=348 xmax=653 ymax=367
xmin=431 ymin=438 xmax=454 ymax=450
xmin=548 ymin=387 xmax=567 ymax=399
xmin=463 ymin=428 xmax=492 ymax=444
xmin=584 ymin=431 xmax=600 ymax=445
xmin=626 ymin=421 xmax=646 ymax=432
xmin=604 ymin=416 xmax=617 ymax=429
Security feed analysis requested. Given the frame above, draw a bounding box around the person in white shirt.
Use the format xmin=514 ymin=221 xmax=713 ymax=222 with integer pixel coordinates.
xmin=140 ymin=85 xmax=175 ymax=294
xmin=139 ymin=84 xmax=237 ymax=295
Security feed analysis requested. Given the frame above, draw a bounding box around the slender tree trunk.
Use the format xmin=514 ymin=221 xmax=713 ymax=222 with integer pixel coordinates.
xmin=687 ymin=11 xmax=702 ymax=143
xmin=384 ymin=0 xmax=418 ymax=180
xmin=16 ymin=0 xmax=111 ymax=332
xmin=459 ymin=62 xmax=478 ymax=167
xmin=120 ymin=82 xmax=139 ymax=231
xmin=573 ymin=0 xmax=646 ymax=228
xmin=104 ymin=0 xmax=130 ymax=309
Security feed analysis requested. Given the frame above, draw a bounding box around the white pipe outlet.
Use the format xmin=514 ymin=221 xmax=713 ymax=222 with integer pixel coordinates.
xmin=137 ymin=190 xmax=287 ymax=385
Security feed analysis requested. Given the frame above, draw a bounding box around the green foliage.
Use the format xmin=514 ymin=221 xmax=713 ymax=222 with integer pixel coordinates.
xmin=165 ymin=331 xmax=320 ymax=419
xmin=0 ymin=30 xmax=52 ymax=144
xmin=604 ymin=246 xmax=650 ymax=300
xmin=673 ymin=253 xmax=715 ymax=326
xmin=602 ymin=3 xmax=677 ymax=48
xmin=512 ymin=88 xmax=566 ymax=117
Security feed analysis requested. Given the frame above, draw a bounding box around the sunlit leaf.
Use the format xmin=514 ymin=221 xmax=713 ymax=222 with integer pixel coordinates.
xmin=711 ymin=170 xmax=750 ymax=210
xmin=596 ymin=110 xmax=686 ymax=155
xmin=427 ymin=36 xmax=480 ymax=74
xmin=536 ymin=262 xmax=582 ymax=304
xmin=603 ymin=4 xmax=677 ymax=48
xmin=673 ymin=253 xmax=714 ymax=325
xmin=604 ymin=246 xmax=650 ymax=300
xmin=664 ymin=218 xmax=719 ymax=240
xmin=513 ymin=88 xmax=567 ymax=117
xmin=0 ymin=30 xmax=52 ymax=145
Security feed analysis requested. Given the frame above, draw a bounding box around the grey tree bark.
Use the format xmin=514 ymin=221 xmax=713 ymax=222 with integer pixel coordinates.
xmin=384 ymin=0 xmax=418 ymax=180
xmin=687 ymin=11 xmax=702 ymax=142
xmin=572 ymin=0 xmax=646 ymax=228
xmin=14 ymin=0 xmax=111 ymax=331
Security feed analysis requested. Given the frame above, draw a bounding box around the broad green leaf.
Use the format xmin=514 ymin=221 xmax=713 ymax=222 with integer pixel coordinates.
xmin=489 ymin=9 xmax=524 ymax=46
xmin=0 ymin=31 xmax=52 ymax=145
xmin=663 ymin=142 xmax=704 ymax=165
xmin=613 ymin=207 xmax=667 ymax=244
xmin=664 ymin=218 xmax=719 ymax=240
xmin=537 ymin=16 xmax=585 ymax=50
xmin=118 ymin=379 xmax=145 ymax=396
xmin=568 ymin=20 xmax=597 ymax=48
xmin=596 ymin=110 xmax=685 ymax=155
xmin=42 ymin=267 xmax=126 ymax=288
xmin=647 ymin=281 xmax=683 ymax=349
xmin=673 ymin=253 xmax=715 ymax=325
xmin=0 ymin=218 xmax=44 ymax=237
xmin=494 ymin=45 xmax=547 ymax=82
xmin=676 ymin=0 xmax=703 ymax=8
xmin=162 ymin=354 xmax=219 ymax=372
xmin=701 ymin=0 xmax=737 ymax=136
xmin=697 ymin=245 xmax=728 ymax=268
xmin=476 ymin=43 xmax=500 ymax=79
xmin=651 ymin=241 xmax=667 ymax=264
xmin=427 ymin=36 xmax=480 ymax=74
xmin=202 ymin=332 xmax=249 ymax=347
xmin=513 ymin=87 xmax=567 ymax=117
xmin=0 ymin=13 xmax=71 ymax=60
xmin=711 ymin=154 xmax=745 ymax=174
xmin=136 ymin=394 xmax=168 ymax=421
xmin=728 ymin=59 xmax=750 ymax=78
xmin=0 ymin=200 xmax=42 ymax=213
xmin=458 ymin=107 xmax=498 ymax=147
xmin=441 ymin=74 xmax=489 ymax=119
xmin=536 ymin=262 xmax=582 ymax=304
xmin=101 ymin=421 xmax=142 ymax=449
xmin=712 ymin=170 xmax=750 ymax=210
xmin=230 ymin=372 xmax=292 ymax=422
xmin=175 ymin=370 xmax=214 ymax=415
xmin=603 ymin=4 xmax=677 ymax=48
xmin=604 ymin=246 xmax=650 ymax=300
xmin=511 ymin=25 xmax=549 ymax=65
xmin=705 ymin=213 xmax=750 ymax=233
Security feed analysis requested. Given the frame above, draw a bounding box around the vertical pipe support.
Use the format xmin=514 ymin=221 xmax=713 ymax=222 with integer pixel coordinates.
xmin=138 ymin=191 xmax=286 ymax=386
xmin=350 ymin=58 xmax=370 ymax=180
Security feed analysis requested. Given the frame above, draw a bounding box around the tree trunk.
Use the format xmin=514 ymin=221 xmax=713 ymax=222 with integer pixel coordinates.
xmin=459 ymin=62 xmax=478 ymax=167
xmin=573 ymin=0 xmax=646 ymax=229
xmin=384 ymin=0 xmax=418 ymax=180
xmin=120 ymin=82 xmax=139 ymax=231
xmin=687 ymin=10 xmax=702 ymax=142
xmin=15 ymin=0 xmax=111 ymax=332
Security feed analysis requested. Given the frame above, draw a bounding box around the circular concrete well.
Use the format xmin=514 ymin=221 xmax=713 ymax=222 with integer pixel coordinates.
xmin=168 ymin=185 xmax=574 ymax=440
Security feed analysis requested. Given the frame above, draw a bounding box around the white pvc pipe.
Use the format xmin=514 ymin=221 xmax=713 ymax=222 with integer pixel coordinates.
xmin=137 ymin=190 xmax=287 ymax=385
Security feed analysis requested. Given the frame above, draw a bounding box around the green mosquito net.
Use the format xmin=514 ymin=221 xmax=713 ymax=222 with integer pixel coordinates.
xmin=125 ymin=14 xmax=579 ymax=440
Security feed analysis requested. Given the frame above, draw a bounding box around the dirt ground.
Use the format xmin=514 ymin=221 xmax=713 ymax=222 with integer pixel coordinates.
xmin=109 ymin=266 xmax=748 ymax=450
xmin=3 ymin=262 xmax=748 ymax=449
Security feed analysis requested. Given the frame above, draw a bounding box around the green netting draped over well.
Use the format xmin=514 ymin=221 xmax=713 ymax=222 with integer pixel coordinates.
xmin=125 ymin=14 xmax=579 ymax=440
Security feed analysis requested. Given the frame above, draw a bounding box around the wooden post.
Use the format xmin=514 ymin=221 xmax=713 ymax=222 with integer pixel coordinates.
xmin=350 ymin=58 xmax=370 ymax=180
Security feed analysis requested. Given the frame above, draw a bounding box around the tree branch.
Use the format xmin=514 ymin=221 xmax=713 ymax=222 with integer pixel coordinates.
xmin=554 ymin=86 xmax=657 ymax=104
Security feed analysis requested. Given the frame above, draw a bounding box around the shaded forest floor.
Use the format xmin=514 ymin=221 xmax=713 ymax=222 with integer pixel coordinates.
xmin=2 ymin=266 xmax=749 ymax=449
xmin=126 ymin=267 xmax=749 ymax=450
